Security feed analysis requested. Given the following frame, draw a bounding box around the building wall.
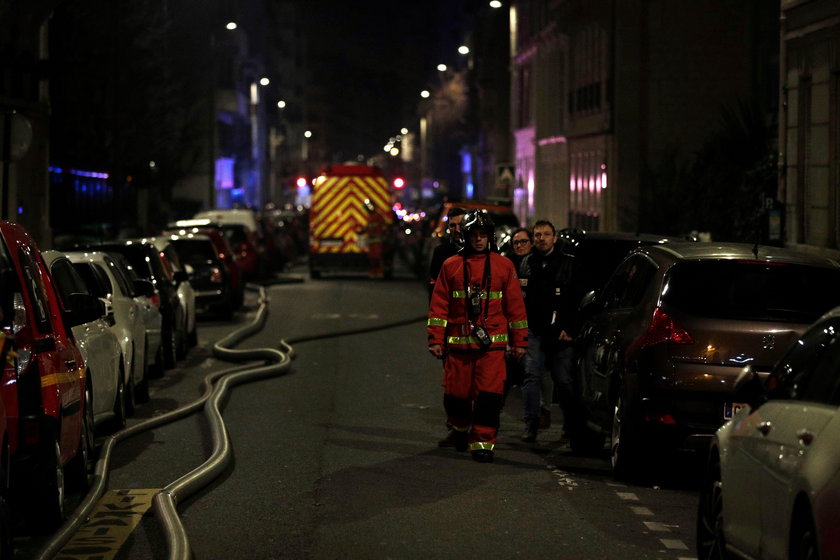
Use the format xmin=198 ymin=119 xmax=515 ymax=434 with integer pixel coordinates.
xmin=513 ymin=0 xmax=778 ymax=235
xmin=781 ymin=0 xmax=840 ymax=256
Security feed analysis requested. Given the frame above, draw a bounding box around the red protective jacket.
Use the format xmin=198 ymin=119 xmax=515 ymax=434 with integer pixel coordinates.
xmin=427 ymin=250 xmax=528 ymax=351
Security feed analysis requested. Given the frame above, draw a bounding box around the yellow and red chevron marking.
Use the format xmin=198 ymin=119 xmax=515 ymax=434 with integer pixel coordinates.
xmin=311 ymin=175 xmax=390 ymax=254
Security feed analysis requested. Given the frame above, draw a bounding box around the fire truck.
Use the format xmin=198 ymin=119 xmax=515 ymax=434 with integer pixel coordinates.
xmin=308 ymin=164 xmax=395 ymax=278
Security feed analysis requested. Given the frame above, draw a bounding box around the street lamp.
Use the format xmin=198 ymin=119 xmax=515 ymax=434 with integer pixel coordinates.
xmin=259 ymin=77 xmax=270 ymax=86
xmin=420 ymin=90 xmax=430 ymax=98
xmin=458 ymin=45 xmax=470 ymax=55
xmin=277 ymin=100 xmax=286 ymax=109
xmin=489 ymin=0 xmax=502 ymax=8
xmin=437 ymin=63 xmax=447 ymax=72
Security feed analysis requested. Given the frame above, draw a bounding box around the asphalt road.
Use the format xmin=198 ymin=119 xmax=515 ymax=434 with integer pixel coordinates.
xmin=25 ymin=261 xmax=701 ymax=560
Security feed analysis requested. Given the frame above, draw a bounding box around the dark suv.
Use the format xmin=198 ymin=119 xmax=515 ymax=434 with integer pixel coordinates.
xmin=573 ymin=242 xmax=840 ymax=478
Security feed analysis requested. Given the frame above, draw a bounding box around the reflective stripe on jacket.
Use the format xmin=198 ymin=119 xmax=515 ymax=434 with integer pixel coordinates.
xmin=427 ymin=251 xmax=528 ymax=351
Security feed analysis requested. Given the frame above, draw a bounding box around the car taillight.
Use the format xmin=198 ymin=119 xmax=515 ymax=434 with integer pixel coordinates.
xmin=634 ymin=308 xmax=694 ymax=349
xmin=210 ymin=266 xmax=223 ymax=283
xmin=150 ymin=293 xmax=161 ymax=308
xmin=645 ymin=413 xmax=677 ymax=425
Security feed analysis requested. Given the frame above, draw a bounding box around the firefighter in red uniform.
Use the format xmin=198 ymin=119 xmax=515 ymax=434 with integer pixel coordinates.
xmin=364 ymin=199 xmax=386 ymax=278
xmin=427 ymin=210 xmax=528 ymax=463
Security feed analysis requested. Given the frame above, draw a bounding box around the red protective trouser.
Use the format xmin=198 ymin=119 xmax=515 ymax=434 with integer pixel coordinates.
xmin=442 ymin=350 xmax=506 ymax=448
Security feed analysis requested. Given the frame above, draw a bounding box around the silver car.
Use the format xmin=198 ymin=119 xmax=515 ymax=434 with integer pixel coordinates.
xmin=67 ymin=250 xmax=156 ymax=404
xmin=698 ymin=305 xmax=840 ymax=560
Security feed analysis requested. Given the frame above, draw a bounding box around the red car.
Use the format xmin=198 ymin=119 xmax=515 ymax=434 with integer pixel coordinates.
xmin=0 ymin=221 xmax=101 ymax=532
xmin=163 ymin=226 xmax=244 ymax=310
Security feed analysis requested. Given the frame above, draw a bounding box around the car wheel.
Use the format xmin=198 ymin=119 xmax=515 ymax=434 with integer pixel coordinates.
xmin=789 ymin=505 xmax=818 ymax=560
xmin=176 ymin=328 xmax=187 ymax=361
xmin=146 ymin=335 xmax=165 ymax=380
xmin=696 ymin=452 xmax=726 ymax=560
xmin=0 ymin=443 xmax=12 ymax=560
xmin=66 ymin=379 xmax=96 ymax=491
xmin=188 ymin=324 xmax=198 ymax=348
xmin=109 ymin=366 xmax=128 ymax=433
xmin=163 ymin=324 xmax=177 ymax=369
xmin=126 ymin=361 xmax=137 ymax=417
xmin=30 ymin=432 xmax=65 ymax=533
xmin=610 ymin=393 xmax=642 ymax=479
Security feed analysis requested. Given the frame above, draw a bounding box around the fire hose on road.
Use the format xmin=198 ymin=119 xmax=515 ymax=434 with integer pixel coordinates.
xmin=35 ymin=285 xmax=293 ymax=560
xmin=35 ymin=283 xmax=427 ymax=560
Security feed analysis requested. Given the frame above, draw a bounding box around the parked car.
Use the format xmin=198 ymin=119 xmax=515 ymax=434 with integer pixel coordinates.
xmin=192 ymin=208 xmax=266 ymax=278
xmin=66 ymin=250 xmax=155 ymax=405
xmin=556 ymin=229 xmax=694 ymax=297
xmin=86 ymin=239 xmax=188 ymax=369
xmin=572 ymin=242 xmax=840 ymax=478
xmin=163 ymin=231 xmax=239 ymax=319
xmin=172 ymin=219 xmax=260 ymax=282
xmin=0 ymin=221 xmax=100 ymax=531
xmin=145 ymin=236 xmax=197 ymax=353
xmin=105 ymin=252 xmax=165 ymax=378
xmin=43 ymin=251 xmax=128 ymax=432
xmin=0 ymin=331 xmax=12 ymax=558
xmin=697 ymin=306 xmax=840 ymax=560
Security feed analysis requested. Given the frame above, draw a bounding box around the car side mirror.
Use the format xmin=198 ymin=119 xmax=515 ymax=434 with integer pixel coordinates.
xmin=732 ymin=365 xmax=766 ymax=411
xmin=64 ymin=292 xmax=106 ymax=327
xmin=578 ymin=290 xmax=597 ymax=310
xmin=133 ymin=279 xmax=155 ymax=298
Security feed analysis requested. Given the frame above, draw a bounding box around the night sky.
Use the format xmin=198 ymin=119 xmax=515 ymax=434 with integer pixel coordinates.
xmin=298 ymin=1 xmax=461 ymax=160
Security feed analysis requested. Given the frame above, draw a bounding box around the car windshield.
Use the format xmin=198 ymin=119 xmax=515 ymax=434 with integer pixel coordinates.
xmin=664 ymin=260 xmax=840 ymax=323
xmin=100 ymin=244 xmax=152 ymax=279
xmin=172 ymin=239 xmax=217 ymax=262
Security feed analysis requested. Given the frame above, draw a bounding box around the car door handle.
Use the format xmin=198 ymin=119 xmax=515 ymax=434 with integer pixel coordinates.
xmin=757 ymin=421 xmax=773 ymax=436
xmin=65 ymin=360 xmax=76 ymax=370
xmin=797 ymin=429 xmax=815 ymax=446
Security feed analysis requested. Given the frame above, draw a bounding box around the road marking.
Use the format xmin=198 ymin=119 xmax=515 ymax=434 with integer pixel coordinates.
xmin=630 ymin=506 xmax=654 ymax=516
xmin=616 ymin=491 xmax=639 ymax=501
xmin=56 ymin=489 xmax=158 ymax=560
xmin=549 ymin=468 xmax=579 ymax=490
xmin=660 ymin=539 xmax=690 ymax=550
xmin=644 ymin=521 xmax=670 ymax=532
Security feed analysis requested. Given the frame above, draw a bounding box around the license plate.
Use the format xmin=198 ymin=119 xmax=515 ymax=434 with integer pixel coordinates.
xmin=723 ymin=402 xmax=747 ymax=420
xmin=320 ymin=238 xmax=343 ymax=248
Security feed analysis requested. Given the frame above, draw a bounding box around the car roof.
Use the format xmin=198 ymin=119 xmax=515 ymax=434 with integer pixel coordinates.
xmin=575 ymin=231 xmax=684 ymax=243
xmin=642 ymin=241 xmax=840 ymax=268
xmin=441 ymin=201 xmax=513 ymax=213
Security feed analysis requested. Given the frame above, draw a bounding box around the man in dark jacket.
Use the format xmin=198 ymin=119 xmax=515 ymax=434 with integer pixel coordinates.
xmin=518 ymin=219 xmax=587 ymax=442
xmin=428 ymin=207 xmax=466 ymax=299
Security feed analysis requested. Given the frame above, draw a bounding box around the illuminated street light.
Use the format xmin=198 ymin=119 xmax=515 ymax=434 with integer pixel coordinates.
xmin=420 ymin=90 xmax=430 ymax=98
xmin=277 ymin=100 xmax=286 ymax=109
xmin=225 ymin=21 xmax=237 ymax=30
xmin=489 ymin=0 xmax=502 ymax=7
xmin=400 ymin=127 xmax=408 ymax=135
xmin=259 ymin=77 xmax=270 ymax=86
xmin=437 ymin=63 xmax=447 ymax=72
xmin=304 ymin=130 xmax=312 ymax=138
xmin=389 ymin=147 xmax=400 ymax=156
xmin=458 ymin=45 xmax=470 ymax=55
